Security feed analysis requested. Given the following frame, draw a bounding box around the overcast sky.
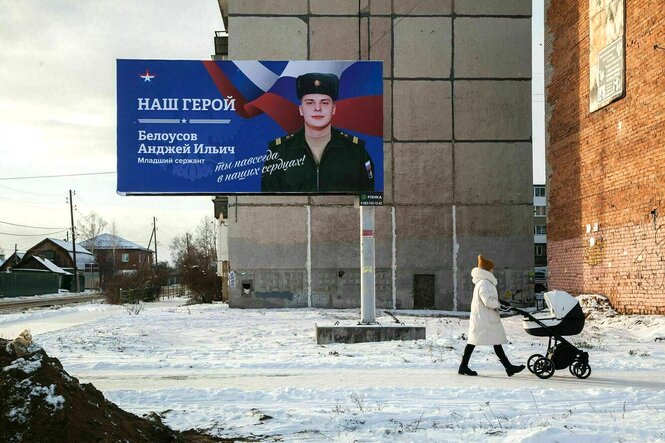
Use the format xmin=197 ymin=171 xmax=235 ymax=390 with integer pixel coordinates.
xmin=0 ymin=1 xmax=545 ymax=262
xmin=0 ymin=1 xmax=223 ymax=261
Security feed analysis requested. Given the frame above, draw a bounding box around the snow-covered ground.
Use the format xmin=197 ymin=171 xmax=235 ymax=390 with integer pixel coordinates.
xmin=1 ymin=297 xmax=664 ymax=442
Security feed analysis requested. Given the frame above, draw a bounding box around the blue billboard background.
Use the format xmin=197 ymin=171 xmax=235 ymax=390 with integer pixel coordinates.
xmin=116 ymin=60 xmax=383 ymax=195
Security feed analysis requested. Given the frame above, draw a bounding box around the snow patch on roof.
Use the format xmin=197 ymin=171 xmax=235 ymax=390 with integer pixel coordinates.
xmin=80 ymin=233 xmax=151 ymax=251
xmin=30 ymin=257 xmax=72 ymax=275
xmin=41 ymin=238 xmax=96 ymax=268
xmin=47 ymin=238 xmax=93 ymax=255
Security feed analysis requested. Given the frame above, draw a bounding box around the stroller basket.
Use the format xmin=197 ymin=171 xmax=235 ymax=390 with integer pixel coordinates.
xmin=522 ymin=290 xmax=585 ymax=337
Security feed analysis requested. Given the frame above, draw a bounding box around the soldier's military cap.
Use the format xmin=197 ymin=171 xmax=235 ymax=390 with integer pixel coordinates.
xmin=296 ymin=73 xmax=339 ymax=100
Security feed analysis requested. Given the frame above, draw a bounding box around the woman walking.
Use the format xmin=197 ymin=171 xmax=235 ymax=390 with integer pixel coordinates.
xmin=458 ymin=254 xmax=525 ymax=377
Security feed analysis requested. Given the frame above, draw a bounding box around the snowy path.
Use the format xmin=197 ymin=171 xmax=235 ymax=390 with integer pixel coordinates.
xmin=0 ymin=304 xmax=124 ymax=338
xmin=80 ymin=367 xmax=665 ymax=392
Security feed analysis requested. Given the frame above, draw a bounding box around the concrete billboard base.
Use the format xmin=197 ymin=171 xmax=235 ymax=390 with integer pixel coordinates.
xmin=315 ymin=324 xmax=426 ymax=344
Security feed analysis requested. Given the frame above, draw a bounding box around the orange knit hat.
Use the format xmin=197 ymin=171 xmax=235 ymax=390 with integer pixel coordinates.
xmin=478 ymin=254 xmax=494 ymax=271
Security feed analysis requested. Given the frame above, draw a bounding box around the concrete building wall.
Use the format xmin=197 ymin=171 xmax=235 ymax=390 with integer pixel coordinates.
xmin=227 ymin=0 xmax=533 ymax=310
xmin=545 ymin=0 xmax=665 ymax=314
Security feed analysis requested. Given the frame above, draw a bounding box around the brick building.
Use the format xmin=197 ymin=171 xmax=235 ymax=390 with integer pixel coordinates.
xmin=533 ymin=184 xmax=547 ymax=268
xmin=80 ymin=234 xmax=154 ymax=286
xmin=219 ymin=0 xmax=534 ymax=309
xmin=545 ymin=0 xmax=664 ymax=314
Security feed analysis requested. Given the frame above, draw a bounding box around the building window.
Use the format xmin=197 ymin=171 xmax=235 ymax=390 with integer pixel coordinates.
xmin=535 ymin=245 xmax=544 ymax=256
xmin=534 ymin=206 xmax=547 ymax=216
xmin=535 ymin=225 xmax=547 ymax=235
xmin=534 ymin=186 xmax=545 ymax=197
xmin=121 ymin=253 xmax=129 ymax=263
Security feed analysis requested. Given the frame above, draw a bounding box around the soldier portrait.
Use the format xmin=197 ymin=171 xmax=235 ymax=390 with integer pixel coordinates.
xmin=261 ymin=72 xmax=375 ymax=193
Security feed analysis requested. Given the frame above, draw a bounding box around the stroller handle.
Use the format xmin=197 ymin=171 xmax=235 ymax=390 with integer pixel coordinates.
xmin=499 ymin=299 xmax=535 ymax=319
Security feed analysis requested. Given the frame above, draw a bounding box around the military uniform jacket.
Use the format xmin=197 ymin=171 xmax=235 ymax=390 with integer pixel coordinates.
xmin=261 ymin=127 xmax=375 ymax=193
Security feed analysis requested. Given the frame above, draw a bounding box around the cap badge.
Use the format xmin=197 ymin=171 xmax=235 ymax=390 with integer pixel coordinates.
xmin=314 ymin=79 xmax=321 ymax=87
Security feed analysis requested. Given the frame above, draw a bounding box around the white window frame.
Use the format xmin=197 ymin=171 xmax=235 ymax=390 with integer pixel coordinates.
xmin=534 ymin=206 xmax=547 ymax=216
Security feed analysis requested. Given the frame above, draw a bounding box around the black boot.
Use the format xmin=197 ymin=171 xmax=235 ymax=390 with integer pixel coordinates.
xmin=458 ymin=344 xmax=478 ymax=376
xmin=494 ymin=345 xmax=525 ymax=376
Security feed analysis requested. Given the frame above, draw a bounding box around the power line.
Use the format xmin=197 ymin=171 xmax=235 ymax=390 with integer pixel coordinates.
xmin=0 ymin=193 xmax=65 ymax=208
xmin=0 ymin=229 xmax=68 ymax=237
xmin=0 ymin=172 xmax=116 ymax=181
xmin=0 ymin=183 xmax=65 ymax=196
xmin=73 ymin=192 xmax=96 ymax=215
xmin=0 ymin=220 xmax=69 ymax=230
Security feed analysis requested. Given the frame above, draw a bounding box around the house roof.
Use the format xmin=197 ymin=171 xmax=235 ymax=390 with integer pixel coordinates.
xmin=0 ymin=252 xmax=25 ymax=270
xmin=30 ymin=238 xmax=96 ymax=269
xmin=80 ymin=233 xmax=152 ymax=252
xmin=47 ymin=238 xmax=93 ymax=255
xmin=27 ymin=257 xmax=72 ymax=275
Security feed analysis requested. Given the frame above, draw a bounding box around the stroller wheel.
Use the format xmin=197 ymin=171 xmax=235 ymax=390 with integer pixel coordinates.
xmin=527 ymin=354 xmax=544 ymax=374
xmin=570 ymin=360 xmax=591 ymax=379
xmin=533 ymin=357 xmax=555 ymax=379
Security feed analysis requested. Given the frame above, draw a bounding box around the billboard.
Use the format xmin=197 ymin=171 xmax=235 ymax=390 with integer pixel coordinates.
xmin=117 ymin=60 xmax=383 ymax=195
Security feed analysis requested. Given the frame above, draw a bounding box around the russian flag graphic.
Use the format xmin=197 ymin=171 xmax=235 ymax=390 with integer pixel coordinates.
xmin=202 ymin=60 xmax=383 ymax=137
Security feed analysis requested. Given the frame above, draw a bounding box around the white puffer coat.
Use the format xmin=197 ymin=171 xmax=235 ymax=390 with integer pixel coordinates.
xmin=468 ymin=267 xmax=507 ymax=346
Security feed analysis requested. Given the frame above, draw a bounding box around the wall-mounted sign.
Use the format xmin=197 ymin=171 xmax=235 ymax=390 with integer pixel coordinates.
xmin=228 ymin=270 xmax=236 ymax=288
xmin=117 ymin=60 xmax=383 ymax=195
xmin=359 ymin=192 xmax=384 ymax=206
xmin=589 ymin=0 xmax=625 ymax=112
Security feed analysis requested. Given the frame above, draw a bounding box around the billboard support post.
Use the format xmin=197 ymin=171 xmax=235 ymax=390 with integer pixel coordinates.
xmin=360 ymin=205 xmax=376 ymax=324
xmin=315 ymin=202 xmax=427 ymax=344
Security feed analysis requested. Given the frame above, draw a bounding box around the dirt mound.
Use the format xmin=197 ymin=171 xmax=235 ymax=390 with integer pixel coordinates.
xmin=0 ymin=337 xmax=231 ymax=443
xmin=577 ymin=294 xmax=618 ymax=319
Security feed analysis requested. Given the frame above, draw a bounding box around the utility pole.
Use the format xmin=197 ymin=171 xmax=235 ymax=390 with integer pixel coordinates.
xmin=68 ymin=190 xmax=79 ymax=293
xmin=146 ymin=227 xmax=154 ymax=271
xmin=153 ymin=217 xmax=158 ymax=266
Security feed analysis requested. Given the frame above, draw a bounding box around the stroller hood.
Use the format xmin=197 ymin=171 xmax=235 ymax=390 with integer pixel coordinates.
xmin=523 ymin=290 xmax=585 ymax=337
xmin=544 ymin=290 xmax=582 ymax=320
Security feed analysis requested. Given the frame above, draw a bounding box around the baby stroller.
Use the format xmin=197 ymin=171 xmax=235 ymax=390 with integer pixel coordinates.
xmin=502 ymin=290 xmax=591 ymax=379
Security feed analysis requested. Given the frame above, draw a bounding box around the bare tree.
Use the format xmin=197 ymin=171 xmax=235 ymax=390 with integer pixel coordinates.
xmin=76 ymin=212 xmax=109 ymax=250
xmin=194 ymin=216 xmax=217 ymax=266
xmin=169 ymin=216 xmax=219 ymax=303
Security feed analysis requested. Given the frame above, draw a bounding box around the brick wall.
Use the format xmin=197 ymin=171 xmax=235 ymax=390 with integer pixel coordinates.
xmin=546 ymin=0 xmax=665 ymax=314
